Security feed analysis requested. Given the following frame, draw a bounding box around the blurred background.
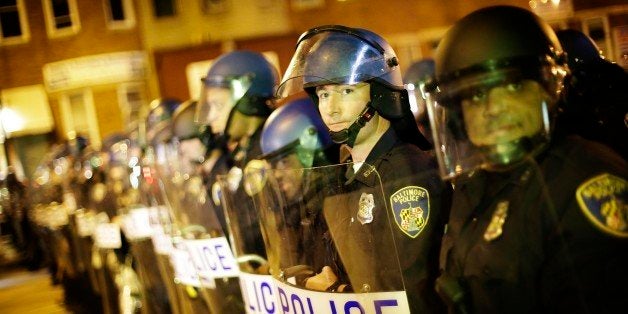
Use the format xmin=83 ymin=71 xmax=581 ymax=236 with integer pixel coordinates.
xmin=0 ymin=0 xmax=626 ymax=188
xmin=0 ymin=1 xmax=626 ymax=312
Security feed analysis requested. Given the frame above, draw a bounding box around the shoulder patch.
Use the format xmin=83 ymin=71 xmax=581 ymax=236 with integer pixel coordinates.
xmin=576 ymin=173 xmax=628 ymax=238
xmin=390 ymin=186 xmax=430 ymax=238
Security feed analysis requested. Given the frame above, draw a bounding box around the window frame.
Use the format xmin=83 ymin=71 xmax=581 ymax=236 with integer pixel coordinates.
xmin=42 ymin=0 xmax=81 ymax=38
xmin=0 ymin=0 xmax=30 ymax=46
xmin=103 ymin=0 xmax=136 ymax=30
xmin=152 ymin=0 xmax=177 ymax=19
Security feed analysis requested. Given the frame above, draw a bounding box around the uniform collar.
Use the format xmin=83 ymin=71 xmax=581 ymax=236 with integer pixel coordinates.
xmin=345 ymin=127 xmax=399 ymax=187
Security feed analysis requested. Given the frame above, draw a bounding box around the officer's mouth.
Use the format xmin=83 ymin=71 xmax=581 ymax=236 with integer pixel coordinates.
xmin=327 ymin=122 xmax=348 ymax=132
xmin=487 ymin=119 xmax=522 ymax=134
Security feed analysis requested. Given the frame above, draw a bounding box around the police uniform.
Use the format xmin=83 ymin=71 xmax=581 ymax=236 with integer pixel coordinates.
xmin=438 ymin=135 xmax=628 ymax=313
xmin=324 ymin=127 xmax=450 ymax=313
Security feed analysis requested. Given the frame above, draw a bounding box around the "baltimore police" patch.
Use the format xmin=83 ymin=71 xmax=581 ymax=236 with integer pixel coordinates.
xmin=576 ymin=173 xmax=628 ymax=238
xmin=390 ymin=186 xmax=430 ymax=238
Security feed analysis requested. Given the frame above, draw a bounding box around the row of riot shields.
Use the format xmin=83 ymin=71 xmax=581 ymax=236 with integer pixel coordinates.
xmin=147 ymin=136 xmax=411 ymax=314
xmin=29 ymin=145 xmax=106 ymax=313
xmin=30 ymin=139 xmax=175 ymax=314
xmin=31 ymin=141 xmax=412 ymax=313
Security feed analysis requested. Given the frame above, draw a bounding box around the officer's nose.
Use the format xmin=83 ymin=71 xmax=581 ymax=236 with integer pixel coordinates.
xmin=322 ymin=94 xmax=341 ymax=117
xmin=484 ymin=87 xmax=508 ymax=117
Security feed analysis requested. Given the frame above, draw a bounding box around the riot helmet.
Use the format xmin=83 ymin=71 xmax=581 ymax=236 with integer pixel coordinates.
xmin=404 ymin=58 xmax=436 ymax=145
xmin=195 ymin=50 xmax=277 ymax=135
xmin=277 ymin=25 xmax=431 ymax=149
xmin=556 ymin=29 xmax=602 ymax=69
xmin=173 ymin=100 xmax=202 ymax=140
xmin=259 ymin=97 xmax=332 ymax=168
xmin=425 ymin=6 xmax=568 ymax=179
xmin=556 ymin=29 xmax=628 ymax=159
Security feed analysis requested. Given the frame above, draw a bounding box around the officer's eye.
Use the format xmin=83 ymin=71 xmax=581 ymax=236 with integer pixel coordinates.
xmin=341 ymin=88 xmax=354 ymax=95
xmin=506 ymin=82 xmax=522 ymax=92
xmin=471 ymin=91 xmax=486 ymax=103
xmin=317 ymin=91 xmax=330 ymax=99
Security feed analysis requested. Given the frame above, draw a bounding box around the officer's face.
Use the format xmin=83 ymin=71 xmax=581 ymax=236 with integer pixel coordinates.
xmin=316 ymin=83 xmax=378 ymax=145
xmin=203 ymin=87 xmax=235 ymax=134
xmin=273 ymin=154 xmax=303 ymax=202
xmin=461 ymin=80 xmax=545 ymax=146
xmin=178 ymin=138 xmax=205 ymax=174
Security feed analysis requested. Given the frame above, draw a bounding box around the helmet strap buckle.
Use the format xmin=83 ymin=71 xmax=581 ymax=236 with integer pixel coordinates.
xmin=329 ymin=103 xmax=376 ymax=147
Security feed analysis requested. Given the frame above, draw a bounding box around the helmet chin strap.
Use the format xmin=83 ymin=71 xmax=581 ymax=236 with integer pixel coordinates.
xmin=328 ymin=103 xmax=376 ymax=147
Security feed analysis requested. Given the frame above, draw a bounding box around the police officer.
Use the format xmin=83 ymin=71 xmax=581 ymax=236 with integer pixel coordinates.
xmin=170 ymin=100 xmax=243 ymax=313
xmin=404 ymin=58 xmax=436 ymax=145
xmin=195 ymin=50 xmax=277 ymax=169
xmin=195 ymin=50 xmax=277 ymax=250
xmin=277 ymin=25 xmax=449 ymax=313
xmin=254 ymin=97 xmax=336 ymax=277
xmin=425 ymin=6 xmax=628 ymax=313
xmin=556 ymin=29 xmax=628 ymax=159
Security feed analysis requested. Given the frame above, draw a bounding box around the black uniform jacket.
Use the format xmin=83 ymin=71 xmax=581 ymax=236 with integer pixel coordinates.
xmin=323 ymin=128 xmax=450 ymax=313
xmin=439 ymin=135 xmax=628 ymax=314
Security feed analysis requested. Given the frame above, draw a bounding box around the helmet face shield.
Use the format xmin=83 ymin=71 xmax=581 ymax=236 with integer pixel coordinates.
xmin=277 ymin=30 xmax=397 ymax=98
xmin=194 ymin=74 xmax=253 ymax=129
xmin=426 ymin=63 xmax=565 ymax=179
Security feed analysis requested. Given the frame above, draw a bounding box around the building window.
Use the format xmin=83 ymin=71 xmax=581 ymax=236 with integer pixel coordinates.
xmin=104 ymin=0 xmax=135 ymax=29
xmin=42 ymin=0 xmax=80 ymax=38
xmin=152 ymin=0 xmax=175 ymax=18
xmin=0 ymin=0 xmax=30 ymax=45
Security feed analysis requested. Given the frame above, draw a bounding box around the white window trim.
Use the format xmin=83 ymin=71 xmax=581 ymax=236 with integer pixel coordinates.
xmin=42 ymin=0 xmax=81 ymax=38
xmin=0 ymin=0 xmax=31 ymax=46
xmin=103 ymin=0 xmax=136 ymax=30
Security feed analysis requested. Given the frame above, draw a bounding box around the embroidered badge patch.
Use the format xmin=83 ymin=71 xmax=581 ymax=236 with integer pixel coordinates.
xmin=390 ymin=186 xmax=430 ymax=238
xmin=576 ymin=173 xmax=628 ymax=238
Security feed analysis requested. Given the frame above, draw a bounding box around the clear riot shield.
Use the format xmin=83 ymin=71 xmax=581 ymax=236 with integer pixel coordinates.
xmin=91 ymin=143 xmax=139 ymax=314
xmin=245 ymin=162 xmax=410 ymax=313
xmin=148 ymin=143 xmax=208 ymax=314
xmin=74 ymin=151 xmax=109 ymax=297
xmin=158 ymin=141 xmax=244 ymax=314
xmin=117 ymin=146 xmax=173 ymax=314
xmin=215 ymin=166 xmax=272 ymax=314
xmin=139 ymin=145 xmax=191 ymax=314
xmin=64 ymin=158 xmax=105 ymax=310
